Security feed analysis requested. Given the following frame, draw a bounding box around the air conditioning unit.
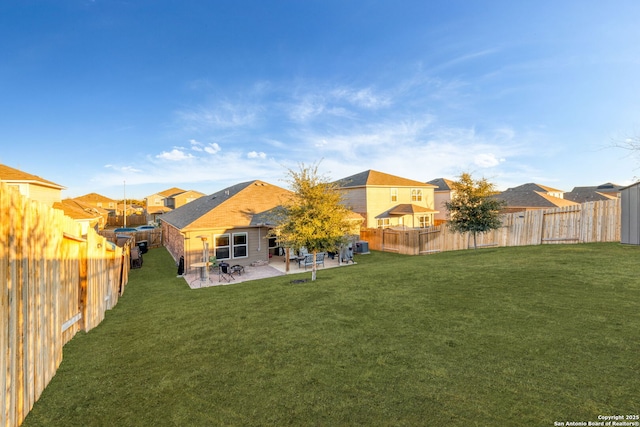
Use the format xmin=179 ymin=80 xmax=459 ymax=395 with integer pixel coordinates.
xmin=354 ymin=240 xmax=370 ymax=254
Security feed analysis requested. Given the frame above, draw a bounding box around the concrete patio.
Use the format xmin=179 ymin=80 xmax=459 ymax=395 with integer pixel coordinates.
xmin=182 ymin=254 xmax=357 ymax=289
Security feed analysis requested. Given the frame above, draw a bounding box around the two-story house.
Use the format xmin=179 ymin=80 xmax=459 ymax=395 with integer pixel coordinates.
xmin=426 ymin=177 xmax=456 ymax=225
xmin=335 ymin=169 xmax=438 ymax=229
xmin=0 ymin=163 xmax=65 ymax=206
xmin=165 ymin=189 xmax=206 ymax=209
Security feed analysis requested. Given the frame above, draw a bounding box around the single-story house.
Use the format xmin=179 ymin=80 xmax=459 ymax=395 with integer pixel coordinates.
xmin=73 ymin=192 xmax=118 ymax=213
xmin=564 ymin=183 xmax=623 ymax=203
xmin=493 ymin=183 xmax=578 ymax=213
xmin=160 ymin=180 xmax=294 ymax=270
xmin=53 ymin=199 xmax=109 ymax=234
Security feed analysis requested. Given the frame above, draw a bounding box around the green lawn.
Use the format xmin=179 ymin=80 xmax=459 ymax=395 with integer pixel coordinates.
xmin=23 ymin=243 xmax=640 ymax=426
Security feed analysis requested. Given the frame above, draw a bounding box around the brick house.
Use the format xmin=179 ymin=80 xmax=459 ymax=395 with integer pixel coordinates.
xmin=160 ymin=180 xmax=293 ymax=270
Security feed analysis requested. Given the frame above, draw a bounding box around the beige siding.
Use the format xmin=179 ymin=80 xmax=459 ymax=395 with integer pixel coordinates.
xmin=433 ymin=191 xmax=451 ymax=221
xmin=340 ymin=188 xmax=367 ymax=218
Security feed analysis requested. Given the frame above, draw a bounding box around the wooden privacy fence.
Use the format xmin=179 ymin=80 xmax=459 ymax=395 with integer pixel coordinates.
xmin=106 ymin=214 xmax=147 ymax=227
xmin=361 ymin=199 xmax=621 ymax=255
xmin=99 ymin=229 xmax=163 ymax=249
xmin=1 ymin=183 xmax=130 ymax=427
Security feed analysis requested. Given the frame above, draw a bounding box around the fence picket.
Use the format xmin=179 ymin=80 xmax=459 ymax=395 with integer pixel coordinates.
xmin=361 ymin=199 xmax=620 ymax=255
xmin=1 ymin=183 xmax=129 ymax=427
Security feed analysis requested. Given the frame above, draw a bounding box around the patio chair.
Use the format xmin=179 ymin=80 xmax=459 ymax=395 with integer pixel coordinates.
xmin=299 ymin=253 xmax=325 ymax=270
xmin=218 ymin=262 xmax=235 ymax=282
xmin=208 ymin=256 xmax=218 ymax=273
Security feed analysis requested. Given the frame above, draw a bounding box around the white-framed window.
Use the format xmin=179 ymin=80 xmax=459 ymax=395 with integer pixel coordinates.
xmin=376 ymin=218 xmax=390 ymax=228
xmin=390 ymin=188 xmax=398 ymax=202
xmin=215 ymin=234 xmax=230 ymax=260
xmin=418 ymin=215 xmax=431 ymax=228
xmin=97 ymin=202 xmax=103 ymax=208
xmin=411 ymin=189 xmax=423 ymax=202
xmin=232 ymin=232 xmax=248 ymax=259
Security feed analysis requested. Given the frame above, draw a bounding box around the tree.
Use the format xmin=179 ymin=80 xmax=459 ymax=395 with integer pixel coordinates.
xmin=445 ymin=172 xmax=505 ymax=250
xmin=272 ymin=162 xmax=353 ymax=281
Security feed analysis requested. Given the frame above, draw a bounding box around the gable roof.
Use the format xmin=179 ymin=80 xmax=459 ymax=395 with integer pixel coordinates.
xmin=75 ymin=192 xmax=117 ymax=204
xmin=160 ymin=180 xmax=293 ymax=230
xmin=0 ymin=163 xmax=65 ymax=190
xmin=54 ymin=199 xmax=104 ymax=220
xmin=426 ymin=177 xmax=455 ymax=191
xmin=335 ymin=170 xmax=435 ymax=188
xmin=158 ymin=187 xmax=187 ymax=197
xmin=388 ymin=204 xmax=438 ymax=215
xmin=494 ymin=190 xmax=578 ymax=209
xmin=505 ymin=183 xmax=565 ymax=193
xmin=169 ymin=189 xmax=206 ymax=199
xmin=564 ymin=183 xmax=623 ymax=203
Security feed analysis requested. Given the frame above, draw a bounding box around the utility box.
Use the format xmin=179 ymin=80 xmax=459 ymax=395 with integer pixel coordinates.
xmin=354 ymin=240 xmax=370 ymax=254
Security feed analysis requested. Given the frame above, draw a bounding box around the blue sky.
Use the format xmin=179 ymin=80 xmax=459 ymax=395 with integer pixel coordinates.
xmin=2 ymin=1 xmax=640 ymax=200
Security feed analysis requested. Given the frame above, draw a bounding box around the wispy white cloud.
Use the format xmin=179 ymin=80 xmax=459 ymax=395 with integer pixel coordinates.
xmin=247 ymin=151 xmax=266 ymax=159
xmin=156 ymin=148 xmax=195 ymax=161
xmin=176 ymin=101 xmax=259 ymax=132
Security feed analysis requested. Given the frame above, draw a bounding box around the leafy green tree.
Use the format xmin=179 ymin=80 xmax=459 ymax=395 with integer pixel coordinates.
xmin=273 ymin=162 xmax=353 ymax=281
xmin=445 ymin=172 xmax=505 ymax=249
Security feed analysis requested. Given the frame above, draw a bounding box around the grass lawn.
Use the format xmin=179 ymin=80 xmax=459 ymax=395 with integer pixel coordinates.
xmin=22 ymin=243 xmax=640 ymax=426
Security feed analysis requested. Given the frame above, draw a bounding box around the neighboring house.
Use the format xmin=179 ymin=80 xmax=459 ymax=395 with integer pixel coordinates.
xmin=54 ymin=199 xmax=108 ymax=234
xmin=160 ymin=180 xmax=293 ymax=269
xmin=165 ymin=189 xmax=206 ymax=209
xmin=117 ymin=202 xmax=144 ymax=216
xmin=144 ymin=187 xmax=188 ymax=220
xmin=74 ymin=192 xmax=118 ymax=213
xmin=494 ymin=183 xmax=578 ymax=212
xmin=0 ymin=163 xmax=65 ymax=206
xmin=564 ymin=183 xmax=623 ymax=203
xmin=426 ymin=177 xmax=456 ymax=225
xmin=335 ymin=169 xmax=438 ymax=229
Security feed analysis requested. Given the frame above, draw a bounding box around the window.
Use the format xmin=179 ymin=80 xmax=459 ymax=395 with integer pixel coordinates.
xmin=390 ymin=188 xmax=398 ymax=202
xmin=418 ymin=215 xmax=431 ymax=228
xmin=376 ymin=218 xmax=390 ymax=228
xmin=411 ymin=189 xmax=423 ymax=202
xmin=232 ymin=232 xmax=248 ymax=259
xmin=97 ymin=202 xmax=103 ymax=208
xmin=215 ymin=234 xmax=230 ymax=260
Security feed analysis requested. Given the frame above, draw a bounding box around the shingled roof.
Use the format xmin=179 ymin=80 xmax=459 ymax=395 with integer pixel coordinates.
xmin=494 ymin=185 xmax=577 ymax=209
xmin=564 ymin=183 xmax=623 ymax=203
xmin=0 ymin=163 xmax=65 ymax=189
xmin=335 ymin=170 xmax=435 ymax=188
xmin=426 ymin=177 xmax=455 ymax=191
xmin=75 ymin=192 xmax=117 ymax=204
xmin=160 ymin=180 xmax=293 ymax=230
